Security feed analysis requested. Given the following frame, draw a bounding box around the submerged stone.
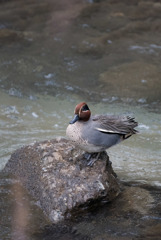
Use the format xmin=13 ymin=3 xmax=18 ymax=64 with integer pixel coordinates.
xmin=4 ymin=137 xmax=120 ymax=223
xmin=99 ymin=61 xmax=161 ymax=103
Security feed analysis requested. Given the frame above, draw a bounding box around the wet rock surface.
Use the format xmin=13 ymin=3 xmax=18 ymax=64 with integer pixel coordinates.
xmin=1 ymin=173 xmax=161 ymax=240
xmin=3 ymin=137 xmax=120 ymax=223
xmin=66 ymin=183 xmax=161 ymax=240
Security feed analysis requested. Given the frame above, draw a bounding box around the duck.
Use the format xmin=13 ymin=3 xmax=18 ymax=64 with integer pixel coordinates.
xmin=66 ymin=102 xmax=138 ymax=166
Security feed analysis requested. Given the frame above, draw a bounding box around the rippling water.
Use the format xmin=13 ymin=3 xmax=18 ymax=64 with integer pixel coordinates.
xmin=1 ymin=89 xmax=161 ymax=185
xmin=1 ymin=0 xmax=161 ymax=239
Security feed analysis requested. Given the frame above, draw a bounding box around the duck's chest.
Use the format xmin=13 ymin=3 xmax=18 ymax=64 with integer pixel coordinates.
xmin=66 ymin=122 xmax=84 ymax=143
xmin=66 ymin=121 xmax=105 ymax=153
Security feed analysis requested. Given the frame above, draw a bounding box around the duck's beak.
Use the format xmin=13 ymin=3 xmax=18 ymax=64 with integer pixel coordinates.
xmin=69 ymin=114 xmax=79 ymax=124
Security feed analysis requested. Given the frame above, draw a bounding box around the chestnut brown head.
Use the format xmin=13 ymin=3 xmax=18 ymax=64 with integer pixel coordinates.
xmin=69 ymin=102 xmax=91 ymax=124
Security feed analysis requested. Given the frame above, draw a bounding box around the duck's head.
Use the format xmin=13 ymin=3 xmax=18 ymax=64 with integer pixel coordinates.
xmin=69 ymin=102 xmax=91 ymax=124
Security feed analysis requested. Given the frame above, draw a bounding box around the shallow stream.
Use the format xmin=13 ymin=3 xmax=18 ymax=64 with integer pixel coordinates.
xmin=0 ymin=0 xmax=161 ymax=239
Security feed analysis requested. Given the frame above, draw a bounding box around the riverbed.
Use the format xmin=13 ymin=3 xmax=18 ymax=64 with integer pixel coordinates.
xmin=0 ymin=0 xmax=161 ymax=239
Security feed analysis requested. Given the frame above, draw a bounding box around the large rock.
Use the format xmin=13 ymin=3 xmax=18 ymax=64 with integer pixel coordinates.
xmin=4 ymin=137 xmax=120 ymax=223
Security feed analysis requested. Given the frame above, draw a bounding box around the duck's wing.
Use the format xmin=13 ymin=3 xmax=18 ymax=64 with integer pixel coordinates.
xmin=92 ymin=115 xmax=138 ymax=137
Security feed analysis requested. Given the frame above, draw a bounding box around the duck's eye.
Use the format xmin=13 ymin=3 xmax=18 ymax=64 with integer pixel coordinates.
xmin=81 ymin=104 xmax=90 ymax=112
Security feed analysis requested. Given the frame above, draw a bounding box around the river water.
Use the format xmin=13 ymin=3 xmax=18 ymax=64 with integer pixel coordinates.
xmin=0 ymin=0 xmax=161 ymax=239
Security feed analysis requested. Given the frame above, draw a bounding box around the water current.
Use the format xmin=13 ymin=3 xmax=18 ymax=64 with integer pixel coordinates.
xmin=0 ymin=0 xmax=161 ymax=239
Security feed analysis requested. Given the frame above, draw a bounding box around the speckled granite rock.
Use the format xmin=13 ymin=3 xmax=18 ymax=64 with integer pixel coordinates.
xmin=4 ymin=137 xmax=120 ymax=223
